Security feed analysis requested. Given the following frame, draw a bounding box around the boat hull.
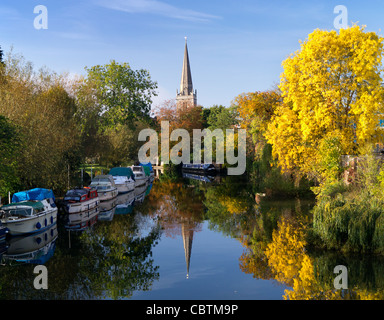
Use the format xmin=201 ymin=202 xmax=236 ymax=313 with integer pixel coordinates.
xmin=1 ymin=208 xmax=57 ymax=236
xmin=115 ymin=182 xmax=135 ymax=194
xmin=134 ymin=177 xmax=147 ymax=187
xmin=98 ymin=188 xmax=118 ymax=201
xmin=65 ymin=198 xmax=99 ymax=214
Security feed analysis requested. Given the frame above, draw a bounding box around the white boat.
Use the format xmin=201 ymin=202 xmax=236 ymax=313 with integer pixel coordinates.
xmin=66 ymin=206 xmax=99 ymax=227
xmin=63 ymin=187 xmax=99 ymax=214
xmin=0 ymin=188 xmax=57 ymax=236
xmin=89 ymin=175 xmax=118 ymax=201
xmin=109 ymin=167 xmax=135 ymax=194
xmin=131 ymin=165 xmax=148 ymax=187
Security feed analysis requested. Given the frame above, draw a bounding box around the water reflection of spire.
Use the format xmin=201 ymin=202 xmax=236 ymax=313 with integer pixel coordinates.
xmin=182 ymin=223 xmax=194 ymax=279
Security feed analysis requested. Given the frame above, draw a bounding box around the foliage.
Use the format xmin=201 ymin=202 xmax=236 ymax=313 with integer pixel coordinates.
xmin=312 ymin=153 xmax=384 ymax=253
xmin=0 ymin=115 xmax=21 ymax=198
xmin=0 ymin=51 xmax=82 ymax=194
xmin=234 ymin=89 xmax=281 ymax=141
xmin=0 ymin=49 xmax=159 ymax=195
xmin=266 ymin=25 xmax=384 ymax=178
xmin=205 ymin=104 xmax=239 ymax=130
xmin=155 ymin=99 xmax=203 ymax=134
xmin=233 ymin=89 xmax=281 ymax=164
xmin=84 ymin=60 xmax=158 ymax=127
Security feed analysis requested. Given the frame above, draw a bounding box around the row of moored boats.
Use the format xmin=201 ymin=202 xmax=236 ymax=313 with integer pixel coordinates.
xmin=0 ymin=164 xmax=154 ymax=238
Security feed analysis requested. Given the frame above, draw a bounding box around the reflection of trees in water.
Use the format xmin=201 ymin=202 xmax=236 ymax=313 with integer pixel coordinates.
xmin=201 ymin=176 xmax=384 ymax=300
xmin=76 ymin=214 xmax=161 ymax=299
xmin=0 ymin=214 xmax=161 ymax=300
xmin=143 ymin=181 xmax=204 ymax=238
xmin=237 ymin=203 xmax=384 ymax=300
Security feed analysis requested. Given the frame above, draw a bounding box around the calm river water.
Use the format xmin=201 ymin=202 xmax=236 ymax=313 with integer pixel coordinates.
xmin=0 ymin=174 xmax=383 ymax=300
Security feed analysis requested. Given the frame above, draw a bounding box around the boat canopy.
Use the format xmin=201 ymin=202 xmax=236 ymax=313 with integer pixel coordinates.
xmin=109 ymin=167 xmax=135 ymax=179
xmin=12 ymin=188 xmax=55 ymax=203
xmin=2 ymin=200 xmax=45 ymax=212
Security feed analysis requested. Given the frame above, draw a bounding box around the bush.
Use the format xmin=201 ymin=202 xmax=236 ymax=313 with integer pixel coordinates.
xmin=312 ymin=190 xmax=384 ymax=253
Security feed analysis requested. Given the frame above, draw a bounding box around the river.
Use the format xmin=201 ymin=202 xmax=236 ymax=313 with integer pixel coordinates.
xmin=0 ymin=173 xmax=383 ymax=300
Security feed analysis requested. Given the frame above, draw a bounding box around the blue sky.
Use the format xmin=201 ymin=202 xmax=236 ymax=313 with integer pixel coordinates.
xmin=1 ymin=0 xmax=384 ymax=108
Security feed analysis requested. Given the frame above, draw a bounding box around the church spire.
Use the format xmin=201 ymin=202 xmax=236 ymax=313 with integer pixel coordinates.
xmin=176 ymin=37 xmax=197 ymax=107
xmin=180 ymin=37 xmax=193 ymax=95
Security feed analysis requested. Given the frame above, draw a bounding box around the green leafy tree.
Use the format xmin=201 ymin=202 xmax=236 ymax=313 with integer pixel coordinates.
xmin=206 ymin=105 xmax=239 ymax=130
xmin=84 ymin=60 xmax=158 ymax=127
xmin=0 ymin=115 xmax=21 ymax=199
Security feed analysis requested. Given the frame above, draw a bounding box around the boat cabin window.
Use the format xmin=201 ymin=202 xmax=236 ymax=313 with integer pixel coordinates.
xmin=3 ymin=207 xmax=34 ymax=217
xmin=64 ymin=195 xmax=81 ymax=201
xmin=90 ymin=179 xmax=112 ymax=189
xmin=81 ymin=195 xmax=87 ymax=201
xmin=94 ymin=185 xmax=109 ymax=191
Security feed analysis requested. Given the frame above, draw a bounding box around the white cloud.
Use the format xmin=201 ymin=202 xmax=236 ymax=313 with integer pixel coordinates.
xmin=95 ymin=0 xmax=220 ymax=22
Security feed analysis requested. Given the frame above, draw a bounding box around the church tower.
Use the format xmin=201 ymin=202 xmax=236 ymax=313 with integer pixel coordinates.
xmin=176 ymin=37 xmax=197 ymax=108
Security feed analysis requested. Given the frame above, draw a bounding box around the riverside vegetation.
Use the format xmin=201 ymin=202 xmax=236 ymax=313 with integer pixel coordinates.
xmin=1 ymin=25 xmax=384 ymax=256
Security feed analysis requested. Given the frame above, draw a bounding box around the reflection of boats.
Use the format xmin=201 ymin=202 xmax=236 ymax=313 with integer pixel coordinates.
xmin=109 ymin=167 xmax=135 ymax=194
xmin=134 ymin=183 xmax=148 ymax=204
xmin=115 ymin=190 xmax=135 ymax=215
xmin=98 ymin=197 xmax=116 ymax=221
xmin=182 ymin=163 xmax=216 ymax=174
xmin=65 ymin=210 xmax=98 ymax=231
xmin=63 ymin=187 xmax=99 ymax=214
xmin=0 ymin=221 xmax=9 ymax=242
xmin=131 ymin=166 xmax=149 ymax=187
xmin=0 ymin=188 xmax=57 ymax=236
xmin=3 ymin=224 xmax=58 ymax=264
xmin=66 ymin=205 xmax=99 ymax=227
xmin=89 ymin=175 xmax=118 ymax=201
xmin=182 ymin=172 xmax=215 ymax=183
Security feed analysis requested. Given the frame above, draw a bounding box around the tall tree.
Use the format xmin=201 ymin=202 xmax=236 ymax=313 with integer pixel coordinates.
xmin=0 ymin=115 xmax=21 ymax=199
xmin=206 ymin=105 xmax=239 ymax=131
xmin=84 ymin=60 xmax=158 ymax=127
xmin=266 ymin=25 xmax=384 ymax=178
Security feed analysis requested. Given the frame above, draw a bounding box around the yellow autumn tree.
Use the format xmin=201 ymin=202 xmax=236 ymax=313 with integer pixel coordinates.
xmin=233 ymin=90 xmax=281 ymax=158
xmin=266 ymin=25 xmax=384 ymax=178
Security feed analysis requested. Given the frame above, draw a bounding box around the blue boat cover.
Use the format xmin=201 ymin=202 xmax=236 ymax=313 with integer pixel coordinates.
xmin=140 ymin=162 xmax=153 ymax=171
xmin=12 ymin=188 xmax=55 ymax=203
